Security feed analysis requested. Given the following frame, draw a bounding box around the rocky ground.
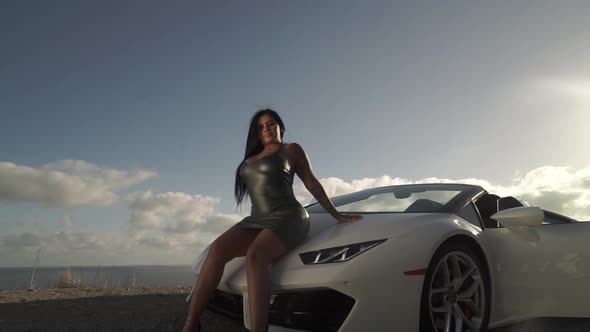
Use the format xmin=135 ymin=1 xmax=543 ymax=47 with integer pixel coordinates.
xmin=1 ymin=287 xmax=589 ymax=331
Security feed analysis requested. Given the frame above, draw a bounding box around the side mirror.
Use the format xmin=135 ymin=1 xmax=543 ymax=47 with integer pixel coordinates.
xmin=491 ymin=206 xmax=544 ymax=227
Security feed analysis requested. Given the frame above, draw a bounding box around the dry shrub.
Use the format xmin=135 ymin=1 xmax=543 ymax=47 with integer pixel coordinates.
xmin=57 ymin=268 xmax=84 ymax=288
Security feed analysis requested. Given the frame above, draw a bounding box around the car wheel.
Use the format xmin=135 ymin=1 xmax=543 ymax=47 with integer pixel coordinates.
xmin=419 ymin=242 xmax=491 ymax=332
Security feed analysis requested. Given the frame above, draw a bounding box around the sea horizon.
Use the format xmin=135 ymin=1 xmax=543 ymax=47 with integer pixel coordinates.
xmin=0 ymin=265 xmax=196 ymax=290
xmin=0 ymin=264 xmax=192 ymax=269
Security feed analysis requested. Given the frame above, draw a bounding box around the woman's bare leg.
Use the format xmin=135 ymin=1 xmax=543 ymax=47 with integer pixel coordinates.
xmin=183 ymin=227 xmax=261 ymax=332
xmin=246 ymin=229 xmax=288 ymax=332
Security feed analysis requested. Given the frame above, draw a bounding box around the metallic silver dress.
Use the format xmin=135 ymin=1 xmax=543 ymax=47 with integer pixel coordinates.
xmin=232 ymin=144 xmax=310 ymax=250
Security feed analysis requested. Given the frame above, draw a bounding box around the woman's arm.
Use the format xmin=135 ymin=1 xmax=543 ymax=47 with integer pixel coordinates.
xmin=290 ymin=143 xmax=361 ymax=222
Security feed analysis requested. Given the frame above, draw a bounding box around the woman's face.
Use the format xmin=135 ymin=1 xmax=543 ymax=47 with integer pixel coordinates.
xmin=257 ymin=114 xmax=282 ymax=145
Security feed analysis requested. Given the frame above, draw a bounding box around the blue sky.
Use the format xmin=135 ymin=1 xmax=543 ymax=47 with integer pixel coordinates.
xmin=1 ymin=1 xmax=589 ymax=267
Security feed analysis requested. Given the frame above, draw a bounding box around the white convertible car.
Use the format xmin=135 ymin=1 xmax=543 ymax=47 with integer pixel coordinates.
xmin=188 ymin=183 xmax=590 ymax=331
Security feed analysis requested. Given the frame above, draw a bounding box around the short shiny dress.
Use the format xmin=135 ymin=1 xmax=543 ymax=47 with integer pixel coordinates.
xmin=232 ymin=144 xmax=310 ymax=250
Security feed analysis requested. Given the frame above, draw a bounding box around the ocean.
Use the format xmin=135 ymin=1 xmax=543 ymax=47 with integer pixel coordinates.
xmin=0 ymin=265 xmax=196 ymax=290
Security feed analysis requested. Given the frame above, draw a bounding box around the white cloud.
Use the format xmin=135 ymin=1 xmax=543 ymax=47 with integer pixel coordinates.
xmin=2 ymin=165 xmax=589 ymax=267
xmin=0 ymin=230 xmax=189 ymax=267
xmin=125 ymin=191 xmax=241 ymax=253
xmin=0 ymin=229 xmax=131 ymax=258
xmin=294 ymin=175 xmax=495 ymax=205
xmin=126 ymin=191 xmax=239 ymax=233
xmin=294 ymin=175 xmax=409 ymax=204
xmin=0 ymin=215 xmax=216 ymax=267
xmin=200 ymin=213 xmax=244 ymax=234
xmin=0 ymin=160 xmax=156 ymax=207
xmin=0 ymin=190 xmax=243 ymax=266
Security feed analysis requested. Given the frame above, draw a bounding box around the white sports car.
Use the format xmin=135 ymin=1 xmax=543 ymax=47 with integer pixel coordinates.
xmin=188 ymin=183 xmax=590 ymax=331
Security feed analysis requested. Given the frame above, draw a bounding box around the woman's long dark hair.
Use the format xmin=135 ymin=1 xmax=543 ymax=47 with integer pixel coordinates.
xmin=234 ymin=109 xmax=286 ymax=207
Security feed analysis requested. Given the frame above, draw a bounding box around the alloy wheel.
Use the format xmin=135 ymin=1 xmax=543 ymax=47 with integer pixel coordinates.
xmin=428 ymin=251 xmax=486 ymax=332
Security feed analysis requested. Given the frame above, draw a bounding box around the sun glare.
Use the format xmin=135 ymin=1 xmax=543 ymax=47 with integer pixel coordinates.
xmin=553 ymin=79 xmax=590 ymax=100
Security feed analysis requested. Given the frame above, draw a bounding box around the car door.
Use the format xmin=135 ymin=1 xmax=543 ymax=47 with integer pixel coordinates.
xmin=458 ymin=201 xmax=543 ymax=322
xmin=480 ymin=223 xmax=545 ymax=323
xmin=481 ymin=210 xmax=590 ymax=322
xmin=527 ymin=212 xmax=590 ymax=318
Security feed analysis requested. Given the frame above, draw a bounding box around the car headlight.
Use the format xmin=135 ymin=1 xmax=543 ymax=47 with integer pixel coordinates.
xmin=299 ymin=239 xmax=387 ymax=265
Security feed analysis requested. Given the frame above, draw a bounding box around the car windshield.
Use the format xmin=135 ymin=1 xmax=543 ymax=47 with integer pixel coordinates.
xmin=306 ymin=184 xmax=469 ymax=213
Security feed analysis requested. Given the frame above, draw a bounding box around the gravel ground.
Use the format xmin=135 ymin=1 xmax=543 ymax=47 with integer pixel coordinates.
xmin=0 ymin=287 xmax=245 ymax=332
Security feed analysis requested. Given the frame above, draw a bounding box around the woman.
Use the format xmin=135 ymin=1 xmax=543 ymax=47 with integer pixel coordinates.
xmin=182 ymin=109 xmax=362 ymax=332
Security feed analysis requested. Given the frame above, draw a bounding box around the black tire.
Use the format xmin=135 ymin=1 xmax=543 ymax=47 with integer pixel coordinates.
xmin=419 ymin=242 xmax=491 ymax=332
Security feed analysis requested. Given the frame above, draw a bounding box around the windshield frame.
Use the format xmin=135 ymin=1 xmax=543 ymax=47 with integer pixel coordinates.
xmin=305 ymin=183 xmax=485 ymax=214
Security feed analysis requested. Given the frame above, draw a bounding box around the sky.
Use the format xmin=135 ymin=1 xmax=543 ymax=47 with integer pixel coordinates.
xmin=1 ymin=1 xmax=589 ymax=267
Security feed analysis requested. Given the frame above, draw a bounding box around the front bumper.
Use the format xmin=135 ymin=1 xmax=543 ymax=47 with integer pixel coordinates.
xmin=207 ymin=288 xmax=355 ymax=332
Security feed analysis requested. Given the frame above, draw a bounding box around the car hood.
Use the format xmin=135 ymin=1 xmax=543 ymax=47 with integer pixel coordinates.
xmin=195 ymin=212 xmax=455 ymax=293
xmin=301 ymin=212 xmax=449 ymax=250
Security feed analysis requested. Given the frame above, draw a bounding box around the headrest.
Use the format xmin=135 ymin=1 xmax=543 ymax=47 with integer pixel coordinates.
xmin=498 ymin=196 xmax=523 ymax=211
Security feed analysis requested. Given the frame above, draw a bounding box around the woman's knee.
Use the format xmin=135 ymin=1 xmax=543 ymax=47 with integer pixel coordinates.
xmin=245 ymin=245 xmax=270 ymax=266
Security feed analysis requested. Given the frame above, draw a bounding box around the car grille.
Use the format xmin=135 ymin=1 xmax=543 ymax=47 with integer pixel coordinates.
xmin=207 ymin=289 xmax=244 ymax=323
xmin=207 ymin=288 xmax=355 ymax=332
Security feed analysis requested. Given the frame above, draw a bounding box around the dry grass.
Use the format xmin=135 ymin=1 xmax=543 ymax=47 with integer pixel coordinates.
xmin=56 ymin=268 xmax=84 ymax=289
xmin=52 ymin=267 xmax=136 ymax=289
